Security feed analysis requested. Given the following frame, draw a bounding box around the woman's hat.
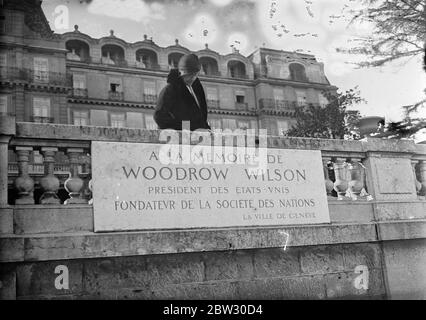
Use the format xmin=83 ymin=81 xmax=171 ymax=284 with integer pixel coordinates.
xmin=178 ymin=54 xmax=201 ymax=73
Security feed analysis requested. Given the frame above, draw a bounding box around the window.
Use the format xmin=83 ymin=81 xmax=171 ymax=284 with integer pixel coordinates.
xmin=73 ymin=110 xmax=89 ymax=126
xmin=296 ymin=90 xmax=307 ymax=107
xmin=273 ymin=88 xmax=284 ymax=101
xmin=222 ymin=119 xmax=237 ymax=130
xmin=33 ymin=97 xmax=50 ymax=118
xmin=250 ymin=120 xmax=258 ymax=133
xmin=206 ymin=87 xmax=218 ymax=101
xmin=145 ymin=114 xmax=158 ymax=130
xmin=235 ymin=90 xmax=245 ymax=103
xmin=126 ymin=112 xmax=143 ymax=128
xmin=109 ymin=77 xmax=122 ymax=92
xmin=289 ymin=63 xmax=307 ymax=81
xmin=73 ymin=74 xmax=86 ymax=89
xmin=143 ymin=81 xmax=156 ymax=95
xmin=110 ymin=113 xmax=125 ymax=128
xmin=237 ymin=120 xmax=250 ymax=130
xmin=277 ymin=120 xmax=289 ymax=136
xmin=34 ymin=57 xmax=49 ymax=82
xmin=143 ymin=81 xmax=156 ymax=103
xmin=209 ymin=118 xmax=222 ymax=130
xmin=0 ymin=95 xmax=7 ymax=113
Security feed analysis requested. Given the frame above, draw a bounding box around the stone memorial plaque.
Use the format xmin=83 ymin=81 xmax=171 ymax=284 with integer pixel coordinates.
xmin=92 ymin=141 xmax=330 ymax=231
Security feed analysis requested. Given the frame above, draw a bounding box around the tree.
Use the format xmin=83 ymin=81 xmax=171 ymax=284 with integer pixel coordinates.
xmin=338 ymin=0 xmax=425 ymax=68
xmin=336 ymin=0 xmax=425 ymax=140
xmin=286 ymin=88 xmax=364 ymax=139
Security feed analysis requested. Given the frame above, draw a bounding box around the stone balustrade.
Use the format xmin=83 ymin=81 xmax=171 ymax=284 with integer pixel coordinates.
xmin=2 ymin=119 xmax=425 ymax=206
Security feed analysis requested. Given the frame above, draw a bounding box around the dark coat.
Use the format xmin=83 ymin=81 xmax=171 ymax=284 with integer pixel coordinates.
xmin=154 ymin=69 xmax=211 ymax=131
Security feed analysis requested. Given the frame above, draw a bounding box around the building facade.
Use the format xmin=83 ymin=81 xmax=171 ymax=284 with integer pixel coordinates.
xmin=1 ymin=0 xmax=338 ymax=199
xmin=0 ymin=0 xmax=337 ymax=137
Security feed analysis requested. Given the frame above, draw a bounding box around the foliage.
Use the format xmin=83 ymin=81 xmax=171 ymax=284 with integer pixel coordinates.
xmin=338 ymin=0 xmax=425 ymax=68
xmin=286 ymin=88 xmax=364 ymax=139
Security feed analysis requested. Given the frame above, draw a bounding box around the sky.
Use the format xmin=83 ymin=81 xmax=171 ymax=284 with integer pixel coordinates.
xmin=41 ymin=0 xmax=426 ymax=122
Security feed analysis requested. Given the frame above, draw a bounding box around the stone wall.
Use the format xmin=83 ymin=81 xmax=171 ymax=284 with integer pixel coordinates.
xmin=1 ymin=120 xmax=426 ymax=299
xmin=1 ymin=243 xmax=387 ymax=300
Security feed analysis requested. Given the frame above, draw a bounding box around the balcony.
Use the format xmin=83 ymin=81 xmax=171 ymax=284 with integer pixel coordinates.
xmin=30 ymin=116 xmax=54 ymax=123
xmin=143 ymin=94 xmax=157 ymax=104
xmin=136 ymin=62 xmax=162 ymax=71
xmin=259 ymin=99 xmax=297 ymax=112
xmin=72 ymin=88 xmax=88 ymax=98
xmin=109 ymin=91 xmax=124 ymax=101
xmin=207 ymin=99 xmax=220 ymax=109
xmin=235 ymin=102 xmax=248 ymax=111
xmin=0 ymin=67 xmax=72 ymax=86
xmin=227 ymin=73 xmax=249 ymax=80
xmin=101 ymin=57 xmax=128 ymax=68
xmin=200 ymin=71 xmax=222 ymax=78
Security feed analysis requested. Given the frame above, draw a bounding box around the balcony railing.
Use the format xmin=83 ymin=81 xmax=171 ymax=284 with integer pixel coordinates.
xmin=8 ymin=162 xmax=87 ymax=175
xmin=0 ymin=67 xmax=72 ymax=86
xmin=4 ymin=121 xmax=426 ymax=207
xmin=258 ymin=99 xmax=297 ymax=112
xmin=109 ymin=91 xmax=124 ymax=101
xmin=228 ymin=73 xmax=249 ymax=80
xmin=200 ymin=71 xmax=222 ymax=77
xmin=101 ymin=57 xmax=128 ymax=67
xmin=30 ymin=116 xmax=54 ymax=123
xmin=235 ymin=102 xmax=248 ymax=111
xmin=207 ymin=99 xmax=220 ymax=109
xmin=143 ymin=94 xmax=157 ymax=104
xmin=72 ymin=88 xmax=88 ymax=98
xmin=136 ymin=62 xmax=162 ymax=71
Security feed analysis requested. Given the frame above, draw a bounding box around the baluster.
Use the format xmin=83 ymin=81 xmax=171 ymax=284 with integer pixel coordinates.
xmin=14 ymin=147 xmax=35 ymax=204
xmin=0 ymin=136 xmax=11 ymax=206
xmin=348 ymin=158 xmax=364 ymax=200
xmin=64 ymin=148 xmax=86 ymax=204
xmin=88 ymin=178 xmax=93 ymax=205
xmin=419 ymin=160 xmax=426 ymax=197
xmin=411 ymin=160 xmax=422 ymax=196
xmin=322 ymin=157 xmax=334 ymax=198
xmin=40 ymin=147 xmax=60 ymax=204
xmin=333 ymin=158 xmax=349 ymax=200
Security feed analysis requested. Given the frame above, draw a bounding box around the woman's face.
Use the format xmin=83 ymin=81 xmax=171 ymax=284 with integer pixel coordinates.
xmin=181 ymin=71 xmax=199 ymax=85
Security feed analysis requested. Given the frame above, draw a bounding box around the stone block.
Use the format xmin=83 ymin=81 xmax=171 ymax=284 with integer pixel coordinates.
xmin=0 ymin=263 xmax=16 ymax=299
xmin=365 ymin=156 xmax=417 ymax=201
xmin=0 ymin=237 xmax=24 ymax=262
xmin=24 ymin=236 xmax=86 ymax=261
xmin=151 ymin=281 xmax=239 ymax=300
xmin=342 ymin=243 xmax=382 ymax=271
xmin=329 ymin=202 xmax=374 ymax=223
xmin=235 ymin=276 xmax=326 ymax=299
xmin=14 ymin=205 xmax=93 ymax=234
xmin=374 ymin=201 xmax=426 ymax=221
xmin=203 ymin=250 xmax=254 ymax=281
xmin=383 ymin=239 xmax=426 ymax=299
xmin=253 ymin=247 xmax=301 ymax=278
xmin=324 ymin=269 xmax=385 ymax=299
xmin=16 ymin=260 xmax=84 ymax=298
xmin=82 ymin=253 xmax=205 ymax=294
xmin=377 ymin=220 xmax=426 ymax=241
xmin=300 ymin=244 xmax=345 ymax=274
xmin=0 ymin=207 xmax=13 ymax=234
